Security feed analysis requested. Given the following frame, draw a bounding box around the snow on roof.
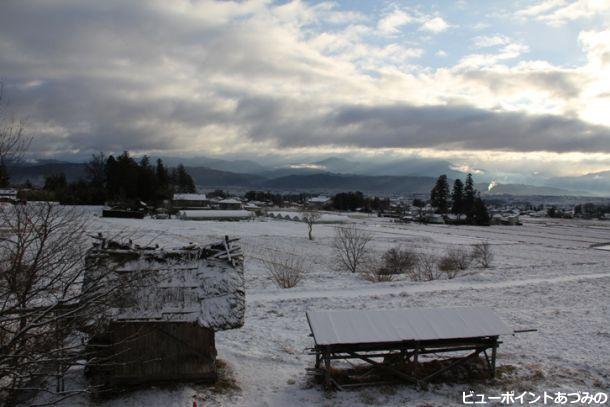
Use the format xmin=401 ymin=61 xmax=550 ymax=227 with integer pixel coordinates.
xmin=173 ymin=193 xmax=208 ymax=200
xmin=0 ymin=189 xmax=17 ymax=196
xmin=180 ymin=210 xmax=253 ymax=219
xmin=86 ymin=238 xmax=245 ymax=331
xmin=308 ymin=196 xmax=330 ymax=203
xmin=219 ymin=198 xmax=241 ymax=204
xmin=306 ymin=307 xmax=513 ymax=346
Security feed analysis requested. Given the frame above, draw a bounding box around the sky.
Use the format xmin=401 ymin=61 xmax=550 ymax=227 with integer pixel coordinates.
xmin=1 ymin=0 xmax=609 ymax=181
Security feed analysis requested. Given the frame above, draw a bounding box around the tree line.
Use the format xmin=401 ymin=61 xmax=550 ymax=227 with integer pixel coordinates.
xmin=26 ymin=151 xmax=196 ymax=205
xmin=330 ymin=191 xmax=390 ymax=212
xmin=430 ymin=173 xmax=490 ymax=225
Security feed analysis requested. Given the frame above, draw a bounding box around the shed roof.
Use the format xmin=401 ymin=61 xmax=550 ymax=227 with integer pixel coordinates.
xmin=306 ymin=307 xmax=513 ymax=346
xmin=85 ymin=237 xmax=245 ymax=331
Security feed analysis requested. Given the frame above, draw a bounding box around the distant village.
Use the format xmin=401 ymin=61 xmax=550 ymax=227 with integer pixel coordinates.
xmin=2 ymin=184 xmax=609 ymax=225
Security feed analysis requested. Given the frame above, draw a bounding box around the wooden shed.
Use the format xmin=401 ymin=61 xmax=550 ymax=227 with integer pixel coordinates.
xmin=83 ymin=236 xmax=245 ymax=391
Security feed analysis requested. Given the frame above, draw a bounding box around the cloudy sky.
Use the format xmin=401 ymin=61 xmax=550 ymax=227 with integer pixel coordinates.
xmin=1 ymin=0 xmax=609 ymax=180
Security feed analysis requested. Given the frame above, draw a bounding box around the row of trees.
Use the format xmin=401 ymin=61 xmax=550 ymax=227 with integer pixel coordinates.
xmin=430 ymin=173 xmax=490 ymax=225
xmin=330 ymin=191 xmax=390 ymax=212
xmin=39 ymin=152 xmax=196 ymax=205
xmin=574 ymin=203 xmax=610 ymax=219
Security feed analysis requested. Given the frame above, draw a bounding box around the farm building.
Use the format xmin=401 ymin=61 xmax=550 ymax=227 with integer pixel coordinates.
xmin=307 ymin=195 xmax=330 ymax=209
xmin=83 ymin=236 xmax=245 ymax=391
xmin=179 ymin=209 xmax=254 ymax=221
xmin=218 ymin=198 xmax=243 ymax=210
xmin=0 ymin=188 xmax=18 ymax=203
xmin=172 ymin=193 xmax=209 ymax=209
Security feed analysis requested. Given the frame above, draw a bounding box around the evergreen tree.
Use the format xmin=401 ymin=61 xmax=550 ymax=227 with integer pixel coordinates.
xmin=430 ymin=174 xmax=450 ymax=214
xmin=155 ymin=158 xmax=171 ymax=200
xmin=105 ymin=155 xmax=119 ymax=199
xmin=137 ymin=155 xmax=156 ymax=202
xmin=472 ymin=195 xmax=490 ymax=226
xmin=174 ymin=164 xmax=195 ymax=193
xmin=464 ymin=173 xmax=476 ymax=222
xmin=451 ymin=179 xmax=465 ymax=219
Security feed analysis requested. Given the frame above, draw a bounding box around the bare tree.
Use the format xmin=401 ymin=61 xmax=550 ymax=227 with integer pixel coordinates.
xmin=260 ymin=250 xmax=306 ymax=289
xmin=471 ymin=241 xmax=494 ymax=268
xmin=410 ymin=253 xmax=441 ymax=281
xmin=0 ymin=83 xmax=31 ymax=187
xmin=300 ymin=210 xmax=321 ymax=240
xmin=332 ymin=225 xmax=373 ymax=274
xmin=0 ymin=203 xmax=122 ymax=405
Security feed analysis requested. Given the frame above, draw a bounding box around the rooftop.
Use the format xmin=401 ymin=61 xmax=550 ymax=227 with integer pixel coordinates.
xmin=86 ymin=237 xmax=245 ymax=331
xmin=306 ymin=307 xmax=513 ymax=346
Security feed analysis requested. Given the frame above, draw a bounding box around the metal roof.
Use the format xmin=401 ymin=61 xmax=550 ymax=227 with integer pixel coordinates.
xmin=306 ymin=307 xmax=513 ymax=346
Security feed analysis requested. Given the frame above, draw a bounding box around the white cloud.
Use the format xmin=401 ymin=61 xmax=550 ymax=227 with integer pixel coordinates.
xmin=457 ymin=43 xmax=530 ymax=69
xmin=517 ymin=0 xmax=610 ymax=26
xmin=473 ymin=34 xmax=511 ymax=48
xmin=435 ymin=50 xmax=448 ymax=57
xmin=419 ymin=16 xmax=450 ymax=33
xmin=377 ymin=9 xmax=414 ymax=36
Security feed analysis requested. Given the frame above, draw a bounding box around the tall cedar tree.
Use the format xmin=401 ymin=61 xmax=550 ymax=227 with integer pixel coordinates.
xmin=137 ymin=155 xmax=157 ymax=202
xmin=430 ymin=174 xmax=450 ymax=214
xmin=173 ymin=164 xmax=196 ymax=193
xmin=451 ymin=178 xmax=465 ymax=219
xmin=472 ymin=195 xmax=491 ymax=225
xmin=155 ymin=158 xmax=171 ymax=200
xmin=464 ymin=173 xmax=475 ymax=221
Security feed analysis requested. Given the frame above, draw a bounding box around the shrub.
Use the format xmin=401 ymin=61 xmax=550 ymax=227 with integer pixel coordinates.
xmin=471 ymin=241 xmax=494 ymax=268
xmin=410 ymin=253 xmax=441 ymax=281
xmin=362 ymin=265 xmax=395 ymax=283
xmin=380 ymin=247 xmax=418 ymax=275
xmin=261 ymin=251 xmax=305 ymax=288
xmin=438 ymin=248 xmax=471 ymax=279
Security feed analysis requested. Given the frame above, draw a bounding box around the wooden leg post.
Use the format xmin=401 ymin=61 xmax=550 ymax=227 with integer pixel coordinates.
xmin=323 ymin=351 xmax=331 ymax=389
xmin=491 ymin=338 xmax=498 ymax=379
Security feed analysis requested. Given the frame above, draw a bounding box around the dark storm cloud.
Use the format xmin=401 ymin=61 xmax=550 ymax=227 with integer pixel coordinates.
xmin=235 ymin=97 xmax=610 ymax=153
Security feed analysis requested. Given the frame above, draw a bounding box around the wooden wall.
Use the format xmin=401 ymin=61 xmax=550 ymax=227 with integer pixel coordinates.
xmin=87 ymin=321 xmax=217 ymax=391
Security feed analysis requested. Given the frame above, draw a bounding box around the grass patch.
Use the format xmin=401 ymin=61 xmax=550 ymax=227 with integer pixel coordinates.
xmin=210 ymin=359 xmax=241 ymax=394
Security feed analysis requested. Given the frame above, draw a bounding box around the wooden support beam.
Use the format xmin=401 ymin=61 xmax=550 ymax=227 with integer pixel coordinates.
xmin=345 ymin=351 xmax=419 ymax=386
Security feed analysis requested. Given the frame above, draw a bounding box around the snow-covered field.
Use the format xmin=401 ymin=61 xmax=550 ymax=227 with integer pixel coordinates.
xmin=69 ymin=212 xmax=610 ymax=406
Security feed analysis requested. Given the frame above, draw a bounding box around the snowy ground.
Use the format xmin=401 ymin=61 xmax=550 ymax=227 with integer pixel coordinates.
xmin=61 ymin=211 xmax=610 ymax=406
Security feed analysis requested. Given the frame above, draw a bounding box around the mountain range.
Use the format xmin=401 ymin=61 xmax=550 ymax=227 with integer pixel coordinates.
xmin=8 ymin=156 xmax=609 ymax=197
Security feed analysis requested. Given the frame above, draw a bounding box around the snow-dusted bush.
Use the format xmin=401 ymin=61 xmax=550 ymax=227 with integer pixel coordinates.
xmin=332 ymin=225 xmax=373 ymax=274
xmin=261 ymin=251 xmax=305 ymax=289
xmin=471 ymin=241 xmax=494 ymax=268
xmin=362 ymin=266 xmax=395 ymax=283
xmin=438 ymin=248 xmax=471 ymax=279
xmin=380 ymin=246 xmax=419 ymax=275
xmin=410 ymin=253 xmax=442 ymax=281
